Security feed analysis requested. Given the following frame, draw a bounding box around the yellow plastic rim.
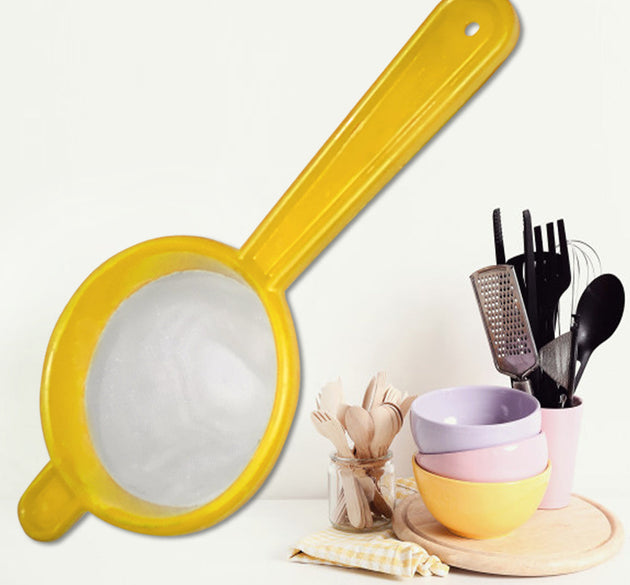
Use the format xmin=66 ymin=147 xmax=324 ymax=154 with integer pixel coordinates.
xmin=19 ymin=237 xmax=299 ymax=538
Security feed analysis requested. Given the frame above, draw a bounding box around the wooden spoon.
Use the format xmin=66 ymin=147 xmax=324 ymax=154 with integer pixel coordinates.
xmin=310 ymin=410 xmax=363 ymax=528
xmin=372 ymin=403 xmax=403 ymax=457
xmin=356 ymin=476 xmax=372 ymax=529
xmin=369 ymin=404 xmax=393 ymax=457
xmin=384 ymin=402 xmax=404 ymax=429
xmin=383 ymin=385 xmax=403 ymax=406
xmin=316 ymin=381 xmax=351 ymax=430
xmin=361 ymin=375 xmax=377 ymax=411
xmin=397 ymin=394 xmax=417 ymax=420
xmin=344 ymin=406 xmax=375 ymax=459
xmin=342 ymin=405 xmax=378 ymax=513
xmin=316 ymin=378 xmax=343 ymax=418
xmin=332 ymin=486 xmax=347 ymax=525
xmin=369 ymin=372 xmax=389 ymax=411
xmin=371 ymin=487 xmax=394 ymax=518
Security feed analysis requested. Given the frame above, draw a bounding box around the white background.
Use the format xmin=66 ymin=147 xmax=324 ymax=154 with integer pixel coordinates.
xmin=1 ymin=0 xmax=628 ymax=582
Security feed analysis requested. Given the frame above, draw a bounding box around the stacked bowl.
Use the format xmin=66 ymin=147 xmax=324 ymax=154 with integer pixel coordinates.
xmin=410 ymin=385 xmax=550 ymax=539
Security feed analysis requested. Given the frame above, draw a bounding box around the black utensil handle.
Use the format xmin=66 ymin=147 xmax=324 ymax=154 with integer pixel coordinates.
xmin=557 ymin=219 xmax=569 ymax=273
xmin=493 ymin=208 xmax=506 ymax=265
xmin=507 ymin=253 xmax=527 ymax=299
xmin=538 ymin=370 xmax=562 ymax=408
xmin=533 ymin=224 xmax=553 ymax=345
xmin=534 ymin=225 xmax=544 ymax=268
xmin=546 ymin=222 xmax=557 ymax=273
xmin=573 ymin=351 xmax=589 ymax=390
xmin=523 ymin=210 xmax=539 ymax=344
xmin=567 ymin=314 xmax=580 ymax=399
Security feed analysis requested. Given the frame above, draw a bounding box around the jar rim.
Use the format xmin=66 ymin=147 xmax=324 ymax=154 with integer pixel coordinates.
xmin=329 ymin=450 xmax=392 ymax=464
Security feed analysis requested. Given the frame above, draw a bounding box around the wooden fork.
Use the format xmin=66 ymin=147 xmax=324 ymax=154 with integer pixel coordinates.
xmin=311 ymin=410 xmax=364 ymax=528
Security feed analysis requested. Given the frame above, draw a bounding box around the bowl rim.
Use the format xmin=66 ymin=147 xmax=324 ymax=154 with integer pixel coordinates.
xmin=415 ymin=430 xmax=547 ymax=459
xmin=410 ymin=385 xmax=540 ymax=429
xmin=412 ymin=454 xmax=551 ymax=487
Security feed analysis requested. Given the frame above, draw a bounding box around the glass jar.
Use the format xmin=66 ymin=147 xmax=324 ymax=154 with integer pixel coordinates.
xmin=328 ymin=451 xmax=395 ymax=532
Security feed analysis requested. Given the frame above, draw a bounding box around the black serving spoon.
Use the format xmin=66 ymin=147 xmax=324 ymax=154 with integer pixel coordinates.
xmin=572 ymin=273 xmax=625 ymax=392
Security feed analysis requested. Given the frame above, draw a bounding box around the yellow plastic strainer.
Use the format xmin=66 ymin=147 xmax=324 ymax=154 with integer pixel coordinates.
xmin=19 ymin=0 xmax=519 ymax=540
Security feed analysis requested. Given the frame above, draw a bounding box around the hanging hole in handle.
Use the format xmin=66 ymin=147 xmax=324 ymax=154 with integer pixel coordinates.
xmin=465 ymin=22 xmax=480 ymax=37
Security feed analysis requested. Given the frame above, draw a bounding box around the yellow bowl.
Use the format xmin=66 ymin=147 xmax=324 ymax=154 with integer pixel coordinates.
xmin=412 ymin=455 xmax=551 ymax=539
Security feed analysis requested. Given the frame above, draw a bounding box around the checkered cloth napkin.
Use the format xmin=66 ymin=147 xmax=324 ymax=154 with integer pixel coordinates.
xmin=289 ymin=478 xmax=449 ymax=577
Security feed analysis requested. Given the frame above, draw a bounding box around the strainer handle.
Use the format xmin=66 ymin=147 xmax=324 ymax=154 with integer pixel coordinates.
xmin=18 ymin=461 xmax=85 ymax=541
xmin=240 ymin=0 xmax=519 ymax=291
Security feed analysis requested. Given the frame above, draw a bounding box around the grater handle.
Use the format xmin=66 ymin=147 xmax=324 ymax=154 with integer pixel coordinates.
xmin=511 ymin=378 xmax=534 ymax=395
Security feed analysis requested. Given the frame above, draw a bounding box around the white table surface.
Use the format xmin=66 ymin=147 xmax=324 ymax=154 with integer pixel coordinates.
xmin=2 ymin=491 xmax=628 ymax=584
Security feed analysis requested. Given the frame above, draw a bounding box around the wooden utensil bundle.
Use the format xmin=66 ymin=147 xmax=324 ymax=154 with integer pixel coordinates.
xmin=312 ymin=372 xmax=416 ymax=530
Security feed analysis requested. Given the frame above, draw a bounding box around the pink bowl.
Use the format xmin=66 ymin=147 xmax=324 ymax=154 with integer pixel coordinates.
xmin=415 ymin=432 xmax=548 ymax=483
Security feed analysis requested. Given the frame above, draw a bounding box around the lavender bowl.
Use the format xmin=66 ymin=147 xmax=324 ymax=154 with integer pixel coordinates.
xmin=410 ymin=386 xmax=541 ymax=454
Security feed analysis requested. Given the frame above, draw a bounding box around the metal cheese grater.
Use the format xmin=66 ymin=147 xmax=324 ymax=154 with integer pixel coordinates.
xmin=470 ymin=265 xmax=539 ymax=393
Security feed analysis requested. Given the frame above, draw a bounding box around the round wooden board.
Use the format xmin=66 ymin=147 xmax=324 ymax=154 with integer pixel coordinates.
xmin=393 ymin=494 xmax=624 ymax=576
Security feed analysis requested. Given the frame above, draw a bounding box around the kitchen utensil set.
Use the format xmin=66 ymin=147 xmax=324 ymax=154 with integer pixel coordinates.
xmin=473 ymin=209 xmax=624 ymax=407
xmin=312 ymin=374 xmax=415 ymax=530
